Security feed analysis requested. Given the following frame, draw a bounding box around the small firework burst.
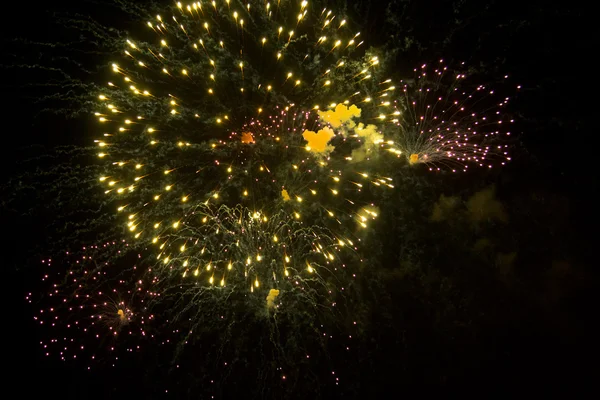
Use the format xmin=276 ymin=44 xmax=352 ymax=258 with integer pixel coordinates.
xmin=384 ymin=60 xmax=520 ymax=172
xmin=28 ymin=241 xmax=153 ymax=368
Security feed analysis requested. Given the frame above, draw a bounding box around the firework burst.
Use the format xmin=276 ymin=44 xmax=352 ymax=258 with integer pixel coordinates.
xmin=28 ymin=240 xmax=154 ymax=368
xmin=384 ymin=60 xmax=520 ymax=172
xmin=92 ymin=0 xmax=394 ymax=305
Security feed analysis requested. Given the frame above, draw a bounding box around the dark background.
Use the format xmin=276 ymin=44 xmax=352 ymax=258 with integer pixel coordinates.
xmin=2 ymin=0 xmax=594 ymax=397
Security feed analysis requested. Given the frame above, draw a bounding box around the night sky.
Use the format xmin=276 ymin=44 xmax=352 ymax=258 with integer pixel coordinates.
xmin=2 ymin=0 xmax=594 ymax=398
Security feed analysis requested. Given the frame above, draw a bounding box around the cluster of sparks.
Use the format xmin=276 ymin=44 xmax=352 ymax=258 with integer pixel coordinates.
xmin=30 ymin=0 xmax=520 ymax=385
xmin=28 ymin=241 xmax=155 ymax=367
xmin=386 ymin=60 xmax=521 ymax=172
